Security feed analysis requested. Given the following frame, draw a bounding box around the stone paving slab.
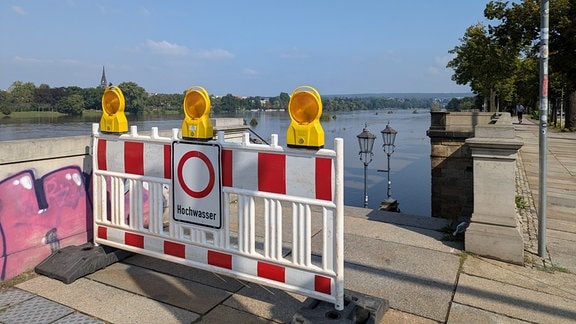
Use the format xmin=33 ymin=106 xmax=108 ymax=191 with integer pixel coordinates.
xmin=547 ymin=231 xmax=576 ymax=274
xmin=338 ymin=233 xmax=461 ymax=322
xmin=123 ymin=254 xmax=247 ymax=292
xmin=447 ymin=302 xmax=530 ymax=324
xmin=338 ymin=215 xmax=462 ymax=253
xmin=86 ymin=262 xmax=231 ymax=314
xmin=381 ymin=308 xmax=438 ymax=324
xmin=345 ymin=206 xmax=451 ymax=231
xmin=198 ymin=304 xmax=272 ymax=323
xmin=222 ymin=282 xmax=308 ymax=323
xmin=462 ymin=255 xmax=576 ymax=301
xmin=16 ymin=276 xmax=199 ymax=323
xmin=454 ymin=273 xmax=576 ymax=323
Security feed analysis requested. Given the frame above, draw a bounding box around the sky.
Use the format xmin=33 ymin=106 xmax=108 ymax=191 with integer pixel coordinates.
xmin=0 ymin=1 xmax=492 ymax=97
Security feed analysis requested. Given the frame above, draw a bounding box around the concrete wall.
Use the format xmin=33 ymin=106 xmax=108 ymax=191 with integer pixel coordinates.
xmin=0 ymin=135 xmax=93 ymax=281
xmin=0 ymin=119 xmax=248 ymax=282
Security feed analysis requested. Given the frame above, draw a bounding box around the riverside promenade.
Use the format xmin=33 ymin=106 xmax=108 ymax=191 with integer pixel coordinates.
xmin=0 ymin=118 xmax=575 ymax=323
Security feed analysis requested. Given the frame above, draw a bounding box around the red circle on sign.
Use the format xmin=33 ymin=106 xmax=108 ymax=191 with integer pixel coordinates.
xmin=177 ymin=150 xmax=215 ymax=198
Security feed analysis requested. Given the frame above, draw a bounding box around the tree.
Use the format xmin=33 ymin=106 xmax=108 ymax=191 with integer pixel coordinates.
xmin=8 ymin=81 xmax=35 ymax=112
xmin=0 ymin=90 xmax=13 ymax=115
xmin=82 ymin=87 xmax=105 ymax=110
xmin=34 ymin=84 xmax=54 ymax=112
xmin=484 ymin=0 xmax=576 ymax=129
xmin=57 ymin=93 xmax=84 ymax=116
xmin=117 ymin=82 xmax=147 ymax=114
xmin=216 ymin=94 xmax=243 ymax=113
xmin=447 ymin=23 xmax=518 ymax=112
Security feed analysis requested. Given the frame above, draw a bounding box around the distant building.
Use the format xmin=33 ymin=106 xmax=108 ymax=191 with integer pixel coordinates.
xmin=99 ymin=66 xmax=107 ymax=88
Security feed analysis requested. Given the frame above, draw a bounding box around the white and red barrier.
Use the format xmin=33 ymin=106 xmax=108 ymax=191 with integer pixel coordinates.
xmin=91 ymin=124 xmax=345 ymax=310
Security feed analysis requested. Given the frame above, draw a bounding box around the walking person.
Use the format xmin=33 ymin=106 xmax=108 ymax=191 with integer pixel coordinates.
xmin=516 ymin=104 xmax=525 ymax=124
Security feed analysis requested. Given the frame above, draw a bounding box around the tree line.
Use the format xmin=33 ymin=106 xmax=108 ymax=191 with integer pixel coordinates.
xmin=0 ymin=80 xmax=450 ymax=116
xmin=447 ymin=0 xmax=576 ymax=129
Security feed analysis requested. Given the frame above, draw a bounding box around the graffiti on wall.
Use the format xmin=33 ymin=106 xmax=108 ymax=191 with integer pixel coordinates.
xmin=0 ymin=165 xmax=168 ymax=281
xmin=0 ymin=166 xmax=91 ymax=281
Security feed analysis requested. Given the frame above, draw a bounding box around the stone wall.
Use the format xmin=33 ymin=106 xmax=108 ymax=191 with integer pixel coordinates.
xmin=427 ymin=111 xmax=494 ymax=222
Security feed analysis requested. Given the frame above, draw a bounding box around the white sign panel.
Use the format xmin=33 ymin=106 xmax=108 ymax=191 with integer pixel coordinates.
xmin=172 ymin=141 xmax=222 ymax=229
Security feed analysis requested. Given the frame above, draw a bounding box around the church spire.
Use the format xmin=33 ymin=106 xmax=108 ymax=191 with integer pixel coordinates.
xmin=100 ymin=66 xmax=107 ymax=88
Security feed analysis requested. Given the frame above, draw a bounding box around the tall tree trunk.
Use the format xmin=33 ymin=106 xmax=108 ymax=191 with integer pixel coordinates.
xmin=489 ymin=88 xmax=497 ymax=112
xmin=567 ymin=88 xmax=576 ymax=130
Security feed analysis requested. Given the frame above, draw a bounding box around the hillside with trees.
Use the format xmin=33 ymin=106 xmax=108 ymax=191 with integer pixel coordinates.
xmin=0 ymin=80 xmax=467 ymax=117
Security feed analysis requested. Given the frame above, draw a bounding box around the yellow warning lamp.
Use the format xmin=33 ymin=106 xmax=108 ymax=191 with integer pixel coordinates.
xmin=181 ymin=86 xmax=213 ymax=140
xmin=100 ymin=86 xmax=128 ymax=133
xmin=286 ymin=86 xmax=324 ymax=148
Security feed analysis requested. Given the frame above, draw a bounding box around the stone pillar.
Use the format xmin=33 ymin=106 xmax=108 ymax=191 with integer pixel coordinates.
xmin=465 ymin=123 xmax=524 ymax=264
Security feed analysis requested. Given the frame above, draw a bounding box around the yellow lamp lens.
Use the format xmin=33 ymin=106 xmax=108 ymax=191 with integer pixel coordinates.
xmin=102 ymin=89 xmax=121 ymax=115
xmin=184 ymin=91 xmax=207 ymax=118
xmin=289 ymin=92 xmax=319 ymax=124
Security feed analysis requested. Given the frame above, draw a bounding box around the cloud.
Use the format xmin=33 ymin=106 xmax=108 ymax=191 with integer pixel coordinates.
xmin=434 ymin=54 xmax=453 ymax=67
xmin=12 ymin=5 xmax=27 ymax=15
xmin=138 ymin=7 xmax=150 ymax=16
xmin=13 ymin=56 xmax=84 ymax=67
xmin=280 ymin=48 xmax=308 ymax=59
xmin=194 ymin=49 xmax=234 ymax=59
xmin=13 ymin=56 xmax=54 ymax=64
xmin=427 ymin=66 xmax=440 ymax=75
xmin=243 ymin=68 xmax=259 ymax=77
xmin=145 ymin=40 xmax=190 ymax=55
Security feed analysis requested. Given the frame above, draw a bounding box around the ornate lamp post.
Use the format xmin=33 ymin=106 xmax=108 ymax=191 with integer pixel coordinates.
xmin=379 ymin=122 xmax=399 ymax=211
xmin=357 ymin=123 xmax=376 ymax=208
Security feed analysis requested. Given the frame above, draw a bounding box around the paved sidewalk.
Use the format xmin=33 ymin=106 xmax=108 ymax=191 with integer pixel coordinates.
xmin=0 ymin=117 xmax=575 ymax=323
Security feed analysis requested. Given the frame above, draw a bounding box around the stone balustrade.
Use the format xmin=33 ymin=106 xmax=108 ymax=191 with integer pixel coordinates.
xmin=427 ymin=111 xmax=524 ymax=264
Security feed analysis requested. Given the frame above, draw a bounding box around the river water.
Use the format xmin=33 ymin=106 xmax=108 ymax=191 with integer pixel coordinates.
xmin=0 ymin=110 xmax=431 ymax=216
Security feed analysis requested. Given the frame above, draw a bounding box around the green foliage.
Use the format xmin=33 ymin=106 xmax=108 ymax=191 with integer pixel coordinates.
xmin=81 ymin=87 xmax=105 ymax=111
xmin=449 ymin=0 xmax=576 ymax=128
xmin=117 ymin=81 xmax=147 ymax=114
xmin=445 ymin=97 xmax=477 ymax=111
xmin=515 ymin=195 xmax=527 ymax=209
xmin=1 ymin=80 xmax=472 ymax=117
xmin=57 ymin=93 xmax=84 ymax=116
xmin=147 ymin=93 xmax=184 ymax=111
xmin=249 ymin=118 xmax=258 ymax=126
xmin=1 ymin=106 xmax=11 ymax=116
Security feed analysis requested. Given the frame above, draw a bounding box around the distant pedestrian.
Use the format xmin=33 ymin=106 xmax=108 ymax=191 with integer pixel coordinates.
xmin=516 ymin=104 xmax=525 ymax=124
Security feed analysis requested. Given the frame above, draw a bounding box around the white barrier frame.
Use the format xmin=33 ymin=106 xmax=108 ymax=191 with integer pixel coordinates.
xmin=92 ymin=124 xmax=344 ymax=310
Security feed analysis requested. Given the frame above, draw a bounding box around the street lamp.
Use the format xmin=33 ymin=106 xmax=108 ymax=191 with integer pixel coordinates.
xmin=379 ymin=122 xmax=399 ymax=211
xmin=357 ymin=123 xmax=376 ymax=208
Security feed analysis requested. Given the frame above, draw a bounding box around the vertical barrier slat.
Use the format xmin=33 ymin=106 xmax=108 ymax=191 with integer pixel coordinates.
xmin=249 ymin=196 xmax=255 ymax=254
xmin=322 ymin=207 xmax=334 ymax=271
xmin=275 ymin=200 xmax=283 ymax=260
xmin=305 ymin=204 xmax=311 ymax=267
xmin=334 ymin=138 xmax=345 ymax=310
xmin=264 ymin=198 xmax=270 ymax=258
xmin=291 ymin=202 xmax=298 ymax=264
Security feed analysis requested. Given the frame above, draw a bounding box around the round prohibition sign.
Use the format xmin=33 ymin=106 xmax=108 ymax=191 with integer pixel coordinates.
xmin=177 ymin=150 xmax=215 ymax=199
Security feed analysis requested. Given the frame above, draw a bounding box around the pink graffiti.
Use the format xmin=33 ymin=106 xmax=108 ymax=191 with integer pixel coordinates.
xmin=0 ymin=167 xmax=90 ymax=281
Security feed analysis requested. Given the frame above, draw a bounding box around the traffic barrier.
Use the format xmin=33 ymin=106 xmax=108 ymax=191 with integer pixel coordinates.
xmin=92 ymin=124 xmax=345 ymax=310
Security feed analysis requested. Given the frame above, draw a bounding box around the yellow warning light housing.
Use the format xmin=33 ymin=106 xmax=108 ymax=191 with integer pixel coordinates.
xmin=100 ymin=86 xmax=128 ymax=133
xmin=286 ymin=86 xmax=324 ymax=148
xmin=181 ymin=86 xmax=213 ymax=140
